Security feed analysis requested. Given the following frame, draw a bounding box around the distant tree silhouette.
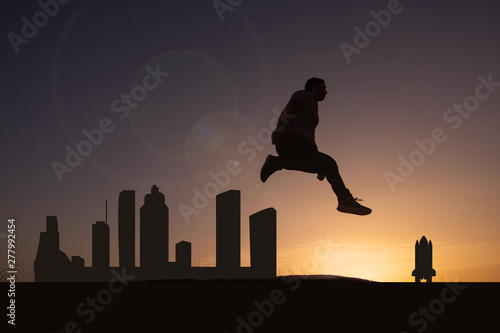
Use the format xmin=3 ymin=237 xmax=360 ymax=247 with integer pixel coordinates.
xmin=192 ymin=257 xmax=203 ymax=267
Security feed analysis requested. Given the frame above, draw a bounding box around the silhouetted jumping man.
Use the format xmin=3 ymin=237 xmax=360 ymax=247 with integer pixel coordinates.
xmin=260 ymin=77 xmax=372 ymax=215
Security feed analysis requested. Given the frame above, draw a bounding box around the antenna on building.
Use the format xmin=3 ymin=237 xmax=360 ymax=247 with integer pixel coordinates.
xmin=105 ymin=199 xmax=108 ymax=225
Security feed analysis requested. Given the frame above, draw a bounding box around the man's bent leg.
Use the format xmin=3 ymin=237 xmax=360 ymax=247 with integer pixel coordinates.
xmin=260 ymin=155 xmax=283 ymax=183
xmin=277 ymin=135 xmax=371 ymax=215
xmin=276 ymin=135 xmax=351 ymax=199
xmin=276 ymin=135 xmax=371 ymax=215
xmin=276 ymin=135 xmax=323 ymax=173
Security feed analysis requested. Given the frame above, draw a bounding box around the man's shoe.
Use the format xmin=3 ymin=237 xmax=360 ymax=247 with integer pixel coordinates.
xmin=260 ymin=155 xmax=281 ymax=183
xmin=337 ymin=197 xmax=372 ymax=216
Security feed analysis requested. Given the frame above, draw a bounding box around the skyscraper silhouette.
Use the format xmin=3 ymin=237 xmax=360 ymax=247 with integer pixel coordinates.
xmin=216 ymin=190 xmax=241 ymax=277
xmin=176 ymin=241 xmax=191 ymax=269
xmin=140 ymin=185 xmax=169 ymax=270
xmin=34 ymin=216 xmax=71 ymax=282
xmin=249 ymin=208 xmax=277 ymax=278
xmin=412 ymin=236 xmax=436 ymax=283
xmin=45 ymin=216 xmax=59 ymax=250
xmin=119 ymin=190 xmax=135 ymax=268
xmin=92 ymin=221 xmax=110 ymax=269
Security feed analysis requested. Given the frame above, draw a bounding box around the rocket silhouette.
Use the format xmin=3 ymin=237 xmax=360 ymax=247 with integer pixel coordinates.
xmin=412 ymin=236 xmax=436 ymax=283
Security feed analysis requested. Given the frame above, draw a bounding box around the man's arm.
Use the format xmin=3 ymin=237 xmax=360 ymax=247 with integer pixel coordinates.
xmin=271 ymin=100 xmax=300 ymax=144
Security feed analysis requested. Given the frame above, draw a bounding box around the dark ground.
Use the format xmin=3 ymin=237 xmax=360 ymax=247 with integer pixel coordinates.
xmin=3 ymin=276 xmax=499 ymax=332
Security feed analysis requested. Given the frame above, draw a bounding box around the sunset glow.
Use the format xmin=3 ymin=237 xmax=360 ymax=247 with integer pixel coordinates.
xmin=2 ymin=0 xmax=500 ymax=283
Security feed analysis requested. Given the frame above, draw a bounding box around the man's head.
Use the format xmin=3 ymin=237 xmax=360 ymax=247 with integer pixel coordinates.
xmin=305 ymin=77 xmax=327 ymax=101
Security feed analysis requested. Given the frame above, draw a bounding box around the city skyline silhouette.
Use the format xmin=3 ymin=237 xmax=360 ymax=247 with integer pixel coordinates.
xmin=34 ymin=186 xmax=277 ymax=282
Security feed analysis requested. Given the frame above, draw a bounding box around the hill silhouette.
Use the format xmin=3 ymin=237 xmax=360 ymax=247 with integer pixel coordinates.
xmin=281 ymin=274 xmax=374 ymax=283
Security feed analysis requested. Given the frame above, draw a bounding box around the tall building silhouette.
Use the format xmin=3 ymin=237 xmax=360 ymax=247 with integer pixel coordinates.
xmin=412 ymin=236 xmax=436 ymax=283
xmin=176 ymin=241 xmax=191 ymax=269
xmin=45 ymin=216 xmax=59 ymax=250
xmin=119 ymin=190 xmax=135 ymax=268
xmin=34 ymin=216 xmax=71 ymax=282
xmin=92 ymin=221 xmax=110 ymax=269
xmin=249 ymin=208 xmax=277 ymax=278
xmin=140 ymin=185 xmax=169 ymax=269
xmin=216 ymin=190 xmax=241 ymax=276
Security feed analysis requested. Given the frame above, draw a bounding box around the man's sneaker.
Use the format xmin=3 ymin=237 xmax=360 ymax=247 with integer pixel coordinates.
xmin=337 ymin=197 xmax=372 ymax=216
xmin=260 ymin=155 xmax=282 ymax=183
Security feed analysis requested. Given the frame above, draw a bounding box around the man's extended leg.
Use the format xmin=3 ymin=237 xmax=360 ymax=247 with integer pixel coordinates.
xmin=316 ymin=152 xmax=371 ymax=215
xmin=316 ymin=151 xmax=351 ymax=200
